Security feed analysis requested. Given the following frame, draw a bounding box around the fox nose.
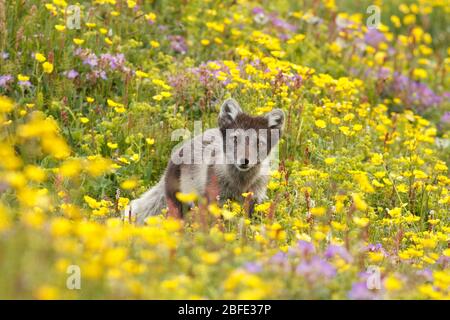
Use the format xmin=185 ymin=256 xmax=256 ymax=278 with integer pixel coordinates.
xmin=238 ymin=158 xmax=250 ymax=166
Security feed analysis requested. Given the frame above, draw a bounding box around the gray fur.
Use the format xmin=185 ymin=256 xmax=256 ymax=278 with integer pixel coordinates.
xmin=124 ymin=100 xmax=283 ymax=224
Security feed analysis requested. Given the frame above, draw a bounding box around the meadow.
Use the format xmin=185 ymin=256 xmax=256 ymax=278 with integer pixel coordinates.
xmin=0 ymin=0 xmax=449 ymax=299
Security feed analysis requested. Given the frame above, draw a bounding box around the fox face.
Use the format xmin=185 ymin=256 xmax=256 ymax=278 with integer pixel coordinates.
xmin=218 ymin=98 xmax=284 ymax=171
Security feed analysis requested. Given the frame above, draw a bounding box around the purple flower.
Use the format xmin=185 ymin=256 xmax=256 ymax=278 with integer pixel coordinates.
xmin=18 ymin=80 xmax=32 ymax=88
xmin=83 ymin=53 xmax=98 ymax=68
xmin=365 ymin=243 xmax=388 ymax=257
xmin=348 ymin=282 xmax=381 ymax=300
xmin=0 ymin=75 xmax=13 ymax=89
xmin=416 ymin=269 xmax=433 ymax=282
xmin=169 ymin=35 xmax=187 ymax=54
xmin=296 ymin=257 xmax=336 ymax=281
xmin=244 ymin=262 xmax=262 ymax=273
xmin=100 ymin=53 xmax=126 ymax=70
xmin=440 ymin=112 xmax=450 ymax=124
xmin=390 ymin=72 xmax=443 ymax=109
xmin=64 ymin=69 xmax=79 ymax=79
xmin=291 ymin=240 xmax=315 ymax=257
xmin=252 ymin=7 xmax=265 ymax=15
xmin=271 ymin=17 xmax=297 ymax=32
xmin=436 ymin=254 xmax=450 ymax=267
xmin=325 ymin=245 xmax=353 ymax=263
xmin=377 ymin=67 xmax=391 ymax=79
xmin=366 ymin=243 xmax=383 ymax=251
xmin=364 ymin=29 xmax=386 ymax=48
xmin=270 ymin=251 xmax=288 ymax=264
xmin=87 ymin=70 xmax=107 ymax=81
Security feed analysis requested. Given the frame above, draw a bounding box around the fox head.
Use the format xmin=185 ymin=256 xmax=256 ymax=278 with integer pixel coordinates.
xmin=218 ymin=98 xmax=284 ymax=171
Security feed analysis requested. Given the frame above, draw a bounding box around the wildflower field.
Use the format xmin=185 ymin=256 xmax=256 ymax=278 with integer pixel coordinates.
xmin=0 ymin=0 xmax=449 ymax=300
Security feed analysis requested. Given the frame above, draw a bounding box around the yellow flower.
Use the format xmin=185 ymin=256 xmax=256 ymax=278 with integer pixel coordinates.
xmin=121 ymin=179 xmax=138 ymax=190
xmin=24 ymin=165 xmax=46 ymax=182
xmin=397 ymin=184 xmax=408 ymax=193
xmin=42 ymin=62 xmax=54 ymax=74
xmin=35 ymin=53 xmax=46 ymax=62
xmin=324 ymin=157 xmax=336 ymax=165
xmin=0 ymin=204 xmax=11 ymax=232
xmin=315 ymin=119 xmax=326 ymax=129
xmin=222 ymin=209 xmax=236 ymax=220
xmin=391 ymin=15 xmax=401 ymax=28
xmin=201 ymin=252 xmax=221 ymax=265
xmin=176 ymin=192 xmax=197 ymax=203
xmin=145 ymin=12 xmax=156 ymax=23
xmin=413 ymin=68 xmax=427 ymax=80
xmin=150 ymin=40 xmax=160 ymax=48
xmin=354 ymin=173 xmax=375 ymax=193
xmin=103 ymin=247 xmax=128 ymax=266
xmin=80 ymin=117 xmax=89 ymax=124
xmin=59 ymin=159 xmax=82 ymax=178
xmin=84 ymin=195 xmax=101 ymax=209
xmin=73 ymin=38 xmax=85 ymax=45
xmin=201 ymin=39 xmax=210 ymax=46
xmin=310 ymin=207 xmax=326 ymax=217
xmin=36 ymin=285 xmax=59 ymax=300
xmin=107 ymin=142 xmax=118 ymax=149
xmin=367 ymin=251 xmax=384 ymax=263
xmin=331 ymin=117 xmax=341 ymax=124
xmin=388 ymin=207 xmax=402 ymax=218
xmin=52 ymin=0 xmax=67 ymax=8
xmin=0 ymin=96 xmax=14 ymax=113
xmin=86 ymin=97 xmax=95 ymax=103
xmin=352 ymin=193 xmax=367 ymax=211
xmin=403 ymin=14 xmax=416 ymax=25
xmin=443 ymin=249 xmax=450 ymax=257
xmin=54 ymin=24 xmax=66 ymax=32
xmin=385 ymin=275 xmax=403 ymax=291
xmin=353 ymin=216 xmax=369 ymax=227
xmin=50 ymin=217 xmax=71 ymax=236
xmin=208 ymin=203 xmax=221 ymax=217
xmin=339 ymin=126 xmax=351 ymax=136
xmin=135 ymin=70 xmax=149 ymax=78
xmin=85 ymin=156 xmax=113 ymax=177
xmin=413 ymin=169 xmax=428 ymax=179
xmin=17 ymin=74 xmax=30 ymax=82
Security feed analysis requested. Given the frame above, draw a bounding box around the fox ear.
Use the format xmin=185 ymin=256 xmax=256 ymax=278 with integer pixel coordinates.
xmin=265 ymin=108 xmax=284 ymax=130
xmin=218 ymin=98 xmax=242 ymax=127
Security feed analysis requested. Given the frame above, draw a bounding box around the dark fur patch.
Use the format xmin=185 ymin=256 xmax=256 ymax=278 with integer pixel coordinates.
xmin=164 ymin=160 xmax=182 ymax=217
xmin=233 ymin=113 xmax=269 ymax=130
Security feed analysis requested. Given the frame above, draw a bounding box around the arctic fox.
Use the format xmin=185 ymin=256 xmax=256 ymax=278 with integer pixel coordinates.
xmin=125 ymin=98 xmax=284 ymax=224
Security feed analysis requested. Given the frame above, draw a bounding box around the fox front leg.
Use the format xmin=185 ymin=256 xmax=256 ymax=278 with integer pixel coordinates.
xmin=247 ymin=176 xmax=268 ymax=217
xmin=165 ymin=161 xmax=184 ymax=218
